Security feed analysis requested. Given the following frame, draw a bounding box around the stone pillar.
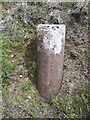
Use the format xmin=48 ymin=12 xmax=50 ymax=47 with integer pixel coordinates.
xmin=36 ymin=24 xmax=66 ymax=101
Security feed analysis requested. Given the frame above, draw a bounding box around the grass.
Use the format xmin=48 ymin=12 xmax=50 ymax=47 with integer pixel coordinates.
xmin=26 ymin=5 xmax=38 ymax=13
xmin=0 ymin=33 xmax=2 ymax=84
xmin=0 ymin=9 xmax=38 ymax=85
xmin=1 ymin=19 xmax=36 ymax=82
xmin=63 ymin=0 xmax=73 ymax=2
xmin=1 ymin=3 xmax=89 ymax=119
xmin=51 ymin=83 xmax=90 ymax=119
xmin=62 ymin=1 xmax=74 ymax=7
xmin=2 ymin=80 xmax=48 ymax=118
xmin=1 ymin=19 xmax=40 ymax=117
xmin=1 ymin=33 xmax=11 ymax=81
xmin=2 ymin=85 xmax=9 ymax=103
xmin=0 ymin=107 xmax=3 ymax=119
xmin=1 ymin=32 xmax=23 ymax=82
xmin=85 ymin=53 xmax=90 ymax=64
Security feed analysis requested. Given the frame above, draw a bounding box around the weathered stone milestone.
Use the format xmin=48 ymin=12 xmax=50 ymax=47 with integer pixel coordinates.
xmin=36 ymin=24 xmax=66 ymax=101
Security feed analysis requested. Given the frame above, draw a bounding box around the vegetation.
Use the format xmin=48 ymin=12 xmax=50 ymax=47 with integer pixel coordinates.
xmin=1 ymin=2 xmax=89 ymax=119
xmin=2 ymin=32 xmax=23 ymax=81
xmin=51 ymin=83 xmax=90 ymax=119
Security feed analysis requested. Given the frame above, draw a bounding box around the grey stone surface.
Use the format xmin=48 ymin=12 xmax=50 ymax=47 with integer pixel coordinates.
xmin=37 ymin=24 xmax=66 ymax=101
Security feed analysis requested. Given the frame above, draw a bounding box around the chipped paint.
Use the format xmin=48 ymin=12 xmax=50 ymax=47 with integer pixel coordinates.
xmin=37 ymin=24 xmax=66 ymax=55
xmin=37 ymin=24 xmax=66 ymax=101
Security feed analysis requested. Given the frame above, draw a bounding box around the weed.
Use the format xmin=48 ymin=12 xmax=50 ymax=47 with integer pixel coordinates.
xmin=0 ymin=107 xmax=3 ymax=119
xmin=62 ymin=1 xmax=74 ymax=7
xmin=63 ymin=0 xmax=73 ymax=2
xmin=28 ymin=27 xmax=36 ymax=33
xmin=51 ymin=83 xmax=90 ymax=119
xmin=8 ymin=81 xmax=48 ymax=118
xmin=2 ymin=85 xmax=9 ymax=103
xmin=26 ymin=5 xmax=37 ymax=14
xmin=1 ymin=33 xmax=15 ymax=81
xmin=0 ymin=33 xmax=2 ymax=83
xmin=85 ymin=53 xmax=90 ymax=63
xmin=31 ymin=61 xmax=36 ymax=76
xmin=1 ymin=30 xmax=24 ymax=82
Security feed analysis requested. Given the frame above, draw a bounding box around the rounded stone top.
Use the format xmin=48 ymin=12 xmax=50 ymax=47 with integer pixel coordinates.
xmin=37 ymin=24 xmax=66 ymax=31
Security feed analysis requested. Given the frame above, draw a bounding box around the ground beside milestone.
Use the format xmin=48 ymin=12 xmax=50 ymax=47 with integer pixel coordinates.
xmin=0 ymin=2 xmax=90 ymax=119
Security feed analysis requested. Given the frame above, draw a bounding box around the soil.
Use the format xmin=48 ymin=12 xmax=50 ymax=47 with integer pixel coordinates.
xmin=1 ymin=2 xmax=89 ymax=119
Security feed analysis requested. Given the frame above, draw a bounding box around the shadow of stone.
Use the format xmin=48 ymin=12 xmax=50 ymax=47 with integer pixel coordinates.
xmin=24 ymin=36 xmax=37 ymax=86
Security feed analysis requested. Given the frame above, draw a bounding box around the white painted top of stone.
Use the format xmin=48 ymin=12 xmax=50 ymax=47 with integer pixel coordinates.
xmin=37 ymin=24 xmax=66 ymax=55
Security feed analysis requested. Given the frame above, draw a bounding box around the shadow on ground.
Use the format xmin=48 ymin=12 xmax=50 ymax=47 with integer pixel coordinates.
xmin=24 ymin=35 xmax=37 ymax=86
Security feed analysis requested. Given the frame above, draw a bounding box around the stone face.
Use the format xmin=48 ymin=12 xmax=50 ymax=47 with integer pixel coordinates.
xmin=36 ymin=24 xmax=66 ymax=101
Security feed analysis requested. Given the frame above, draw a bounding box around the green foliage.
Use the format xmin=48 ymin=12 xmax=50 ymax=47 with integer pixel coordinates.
xmin=7 ymin=81 xmax=48 ymax=118
xmin=1 ymin=17 xmax=37 ymax=83
xmin=85 ymin=53 xmax=90 ymax=63
xmin=1 ymin=33 xmax=11 ymax=81
xmin=28 ymin=27 xmax=36 ymax=33
xmin=26 ymin=5 xmax=37 ymax=14
xmin=31 ymin=61 xmax=36 ymax=76
xmin=0 ymin=34 xmax=3 ymax=82
xmin=0 ymin=20 xmax=25 ymax=82
xmin=1 ymin=31 xmax=24 ymax=82
xmin=62 ymin=0 xmax=73 ymax=2
xmin=2 ymin=85 xmax=9 ymax=103
xmin=1 ymin=33 xmax=15 ymax=80
xmin=0 ymin=107 xmax=3 ymax=119
xmin=62 ymin=1 xmax=73 ymax=7
xmin=51 ymin=83 xmax=90 ymax=119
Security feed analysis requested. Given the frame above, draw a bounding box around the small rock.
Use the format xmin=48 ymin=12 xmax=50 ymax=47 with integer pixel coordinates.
xmin=10 ymin=54 xmax=15 ymax=58
xmin=27 ymin=96 xmax=32 ymax=100
xmin=70 ymin=50 xmax=78 ymax=59
xmin=63 ymin=64 xmax=67 ymax=70
xmin=8 ymin=50 xmax=12 ymax=53
xmin=19 ymin=75 xmax=23 ymax=78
